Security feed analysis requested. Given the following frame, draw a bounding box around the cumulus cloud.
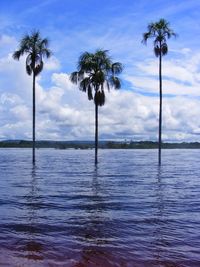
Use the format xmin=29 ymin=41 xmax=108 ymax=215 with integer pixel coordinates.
xmin=51 ymin=73 xmax=75 ymax=90
xmin=100 ymin=91 xmax=200 ymax=142
xmin=125 ymin=50 xmax=200 ymax=97
xmin=0 ymin=35 xmax=16 ymax=47
xmin=44 ymin=56 xmax=61 ymax=71
xmin=0 ymin=34 xmax=17 ymax=57
xmin=0 ymin=53 xmax=32 ymax=100
xmin=1 ymin=58 xmax=200 ymax=142
xmin=1 ymin=32 xmax=200 ymax=142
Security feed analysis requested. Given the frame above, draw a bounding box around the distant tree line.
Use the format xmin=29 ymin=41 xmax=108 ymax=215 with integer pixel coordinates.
xmin=1 ymin=140 xmax=200 ymax=149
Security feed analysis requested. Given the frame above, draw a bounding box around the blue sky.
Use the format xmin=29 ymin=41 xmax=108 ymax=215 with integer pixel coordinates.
xmin=1 ymin=0 xmax=200 ymax=141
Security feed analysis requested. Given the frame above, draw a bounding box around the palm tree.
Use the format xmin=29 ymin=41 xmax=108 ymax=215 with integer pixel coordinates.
xmin=142 ymin=19 xmax=176 ymax=165
xmin=13 ymin=31 xmax=51 ymax=164
xmin=70 ymin=49 xmax=123 ymax=164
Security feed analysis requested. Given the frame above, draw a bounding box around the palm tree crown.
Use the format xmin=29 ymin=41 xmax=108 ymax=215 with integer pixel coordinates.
xmin=142 ymin=18 xmax=177 ymax=57
xmin=70 ymin=49 xmax=123 ymax=106
xmin=13 ymin=30 xmax=51 ymax=76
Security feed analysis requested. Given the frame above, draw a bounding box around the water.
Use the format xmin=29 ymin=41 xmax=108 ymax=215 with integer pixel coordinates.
xmin=0 ymin=149 xmax=200 ymax=267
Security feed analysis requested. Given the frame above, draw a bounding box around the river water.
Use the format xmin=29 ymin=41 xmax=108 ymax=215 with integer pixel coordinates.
xmin=0 ymin=149 xmax=199 ymax=267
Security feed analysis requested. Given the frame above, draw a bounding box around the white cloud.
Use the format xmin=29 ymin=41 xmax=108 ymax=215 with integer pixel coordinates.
xmin=1 ymin=25 xmax=200 ymax=142
xmin=1 ymin=62 xmax=200 ymax=142
xmin=44 ymin=56 xmax=61 ymax=71
xmin=51 ymin=73 xmax=76 ymax=90
xmin=0 ymin=93 xmax=22 ymax=105
xmin=137 ymin=59 xmax=194 ymax=84
xmin=0 ymin=35 xmax=16 ymax=47
xmin=0 ymin=121 xmax=31 ymax=140
xmin=0 ymin=53 xmax=32 ymax=100
xmin=10 ymin=105 xmax=30 ymax=120
xmin=125 ymin=50 xmax=200 ymax=97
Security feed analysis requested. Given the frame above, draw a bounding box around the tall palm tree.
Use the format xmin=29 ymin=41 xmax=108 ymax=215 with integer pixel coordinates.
xmin=142 ymin=19 xmax=176 ymax=165
xmin=70 ymin=49 xmax=123 ymax=164
xmin=13 ymin=31 xmax=51 ymax=164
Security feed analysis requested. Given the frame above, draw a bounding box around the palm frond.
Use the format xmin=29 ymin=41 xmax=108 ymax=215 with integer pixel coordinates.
xmin=92 ymin=70 xmax=105 ymax=85
xmin=39 ymin=48 xmax=52 ymax=58
xmin=41 ymin=38 xmax=49 ymax=47
xmin=26 ymin=64 xmax=32 ymax=75
xmin=44 ymin=49 xmax=52 ymax=58
xmin=94 ymin=90 xmax=105 ymax=107
xmin=95 ymin=49 xmax=110 ymax=63
xmin=19 ymin=35 xmax=32 ymax=53
xmin=77 ymin=70 xmax=85 ymax=81
xmin=154 ymin=46 xmax=160 ymax=57
xmin=166 ymin=30 xmax=177 ymax=39
xmin=32 ymin=30 xmax=40 ymax=42
xmin=13 ymin=50 xmax=22 ymax=60
xmin=34 ymin=61 xmax=43 ymax=76
xmin=25 ymin=54 xmax=33 ymax=75
xmin=99 ymin=90 xmax=105 ymax=106
xmin=142 ymin=32 xmax=151 ymax=44
xmin=112 ymin=62 xmax=123 ymax=75
xmin=87 ymin=84 xmax=93 ymax=100
xmin=79 ymin=77 xmax=91 ymax=92
xmin=106 ymin=80 xmax=110 ymax=91
xmin=161 ymin=43 xmax=168 ymax=56
xmin=70 ymin=71 xmax=79 ymax=84
xmin=109 ymin=76 xmax=121 ymax=89
xmin=95 ymin=49 xmax=109 ymax=56
xmin=78 ymin=52 xmax=93 ymax=71
xmin=154 ymin=35 xmax=166 ymax=45
xmin=95 ymin=49 xmax=112 ymax=71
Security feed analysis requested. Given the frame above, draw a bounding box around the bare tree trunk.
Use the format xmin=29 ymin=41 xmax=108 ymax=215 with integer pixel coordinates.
xmin=32 ymin=73 xmax=36 ymax=164
xmin=95 ymin=102 xmax=98 ymax=165
xmin=158 ymin=50 xmax=162 ymax=165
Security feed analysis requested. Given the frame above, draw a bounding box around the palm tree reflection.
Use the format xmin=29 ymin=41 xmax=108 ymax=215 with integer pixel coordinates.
xmin=74 ymin=166 xmax=114 ymax=266
xmin=20 ymin=165 xmax=43 ymax=261
xmin=153 ymin=167 xmax=165 ymax=264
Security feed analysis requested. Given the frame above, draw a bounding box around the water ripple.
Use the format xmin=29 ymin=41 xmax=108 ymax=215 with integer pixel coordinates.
xmin=0 ymin=148 xmax=200 ymax=266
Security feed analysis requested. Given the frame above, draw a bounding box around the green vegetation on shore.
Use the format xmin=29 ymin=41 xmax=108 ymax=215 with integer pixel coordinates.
xmin=1 ymin=140 xmax=200 ymax=149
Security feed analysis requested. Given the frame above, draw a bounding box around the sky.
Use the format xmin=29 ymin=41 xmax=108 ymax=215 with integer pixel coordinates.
xmin=1 ymin=0 xmax=200 ymax=142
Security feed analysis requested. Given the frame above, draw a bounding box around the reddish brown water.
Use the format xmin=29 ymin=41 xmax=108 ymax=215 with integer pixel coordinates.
xmin=0 ymin=149 xmax=200 ymax=266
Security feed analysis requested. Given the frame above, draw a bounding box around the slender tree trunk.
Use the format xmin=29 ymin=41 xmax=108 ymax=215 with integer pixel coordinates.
xmin=95 ymin=102 xmax=98 ymax=165
xmin=158 ymin=50 xmax=162 ymax=165
xmin=95 ymin=103 xmax=98 ymax=165
xmin=32 ymin=73 xmax=36 ymax=164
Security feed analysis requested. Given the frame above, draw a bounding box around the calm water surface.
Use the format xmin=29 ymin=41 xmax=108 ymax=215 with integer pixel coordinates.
xmin=0 ymin=149 xmax=200 ymax=267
